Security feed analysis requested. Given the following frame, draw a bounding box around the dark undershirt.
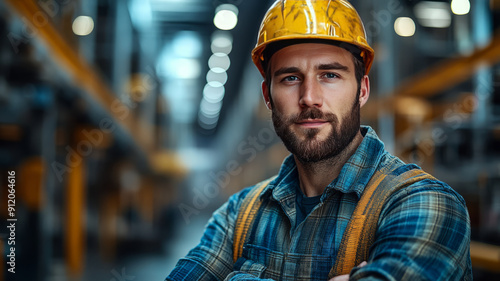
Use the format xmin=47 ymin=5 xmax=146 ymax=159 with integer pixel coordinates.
xmin=295 ymin=184 xmax=322 ymax=226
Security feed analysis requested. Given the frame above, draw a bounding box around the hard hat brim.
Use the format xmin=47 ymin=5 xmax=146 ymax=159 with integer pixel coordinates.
xmin=252 ymin=35 xmax=375 ymax=78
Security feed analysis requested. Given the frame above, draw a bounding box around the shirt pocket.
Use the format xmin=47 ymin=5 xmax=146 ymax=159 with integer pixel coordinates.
xmin=241 ymin=243 xmax=334 ymax=280
xmin=233 ymin=256 xmax=267 ymax=278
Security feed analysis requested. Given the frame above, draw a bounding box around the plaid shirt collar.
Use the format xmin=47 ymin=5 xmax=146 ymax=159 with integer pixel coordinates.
xmin=261 ymin=126 xmax=386 ymax=202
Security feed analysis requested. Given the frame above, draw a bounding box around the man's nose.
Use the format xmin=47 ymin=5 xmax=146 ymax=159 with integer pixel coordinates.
xmin=299 ymin=77 xmax=323 ymax=108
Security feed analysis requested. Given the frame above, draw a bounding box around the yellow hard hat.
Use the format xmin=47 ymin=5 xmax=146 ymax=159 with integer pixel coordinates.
xmin=251 ymin=0 xmax=375 ymax=77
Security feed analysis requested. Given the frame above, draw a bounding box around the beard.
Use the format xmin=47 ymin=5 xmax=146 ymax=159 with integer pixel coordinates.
xmin=272 ymin=98 xmax=360 ymax=164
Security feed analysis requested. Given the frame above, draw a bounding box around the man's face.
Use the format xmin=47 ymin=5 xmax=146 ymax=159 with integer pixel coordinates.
xmin=262 ymin=43 xmax=369 ymax=163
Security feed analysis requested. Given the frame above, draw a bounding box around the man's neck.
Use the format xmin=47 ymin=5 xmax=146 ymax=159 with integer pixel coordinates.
xmin=295 ymin=131 xmax=364 ymax=197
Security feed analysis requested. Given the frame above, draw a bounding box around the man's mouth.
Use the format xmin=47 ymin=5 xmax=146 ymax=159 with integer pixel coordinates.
xmin=296 ymin=119 xmax=329 ymax=128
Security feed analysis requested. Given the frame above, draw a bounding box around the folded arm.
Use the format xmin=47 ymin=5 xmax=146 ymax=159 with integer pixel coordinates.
xmin=349 ymin=183 xmax=472 ymax=281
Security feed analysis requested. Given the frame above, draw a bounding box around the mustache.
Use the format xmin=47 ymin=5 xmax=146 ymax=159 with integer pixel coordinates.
xmin=289 ymin=108 xmax=337 ymax=123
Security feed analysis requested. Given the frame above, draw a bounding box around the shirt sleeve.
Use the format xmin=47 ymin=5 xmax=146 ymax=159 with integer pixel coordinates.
xmin=166 ymin=190 xmax=248 ymax=281
xmin=350 ymin=181 xmax=472 ymax=281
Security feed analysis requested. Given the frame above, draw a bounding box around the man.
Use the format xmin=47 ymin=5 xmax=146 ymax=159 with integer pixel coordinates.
xmin=167 ymin=0 xmax=472 ymax=280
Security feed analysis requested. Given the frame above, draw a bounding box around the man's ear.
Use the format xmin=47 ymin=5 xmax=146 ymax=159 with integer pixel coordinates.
xmin=261 ymin=80 xmax=272 ymax=110
xmin=359 ymin=75 xmax=370 ymax=108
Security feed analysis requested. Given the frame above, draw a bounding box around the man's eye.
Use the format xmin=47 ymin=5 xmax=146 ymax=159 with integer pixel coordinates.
xmin=324 ymin=73 xmax=339 ymax=79
xmin=283 ymin=76 xmax=299 ymax=82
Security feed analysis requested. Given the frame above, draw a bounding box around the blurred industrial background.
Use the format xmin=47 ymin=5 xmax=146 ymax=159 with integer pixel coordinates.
xmin=0 ymin=0 xmax=500 ymax=280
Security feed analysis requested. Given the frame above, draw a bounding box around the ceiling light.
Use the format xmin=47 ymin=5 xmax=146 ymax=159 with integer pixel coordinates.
xmin=200 ymin=98 xmax=223 ymax=116
xmin=203 ymin=84 xmax=225 ymax=103
xmin=414 ymin=1 xmax=451 ymax=28
xmin=394 ymin=17 xmax=416 ymax=37
xmin=451 ymin=0 xmax=471 ymax=15
xmin=72 ymin=16 xmax=94 ymax=36
xmin=214 ymin=4 xmax=238 ymax=30
xmin=211 ymin=31 xmax=233 ymax=54
xmin=206 ymin=69 xmax=228 ymax=87
xmin=208 ymin=53 xmax=231 ymax=72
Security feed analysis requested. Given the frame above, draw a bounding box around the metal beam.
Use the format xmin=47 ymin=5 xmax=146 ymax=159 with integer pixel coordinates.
xmin=391 ymin=30 xmax=500 ymax=99
xmin=364 ymin=29 xmax=500 ymax=120
xmin=66 ymin=147 xmax=85 ymax=275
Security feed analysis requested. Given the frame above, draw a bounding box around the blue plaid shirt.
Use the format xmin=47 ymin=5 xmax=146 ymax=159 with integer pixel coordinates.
xmin=167 ymin=126 xmax=472 ymax=280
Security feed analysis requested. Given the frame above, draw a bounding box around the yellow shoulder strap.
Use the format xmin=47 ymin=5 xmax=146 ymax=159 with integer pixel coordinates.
xmin=233 ymin=177 xmax=274 ymax=263
xmin=329 ymin=167 xmax=435 ymax=278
